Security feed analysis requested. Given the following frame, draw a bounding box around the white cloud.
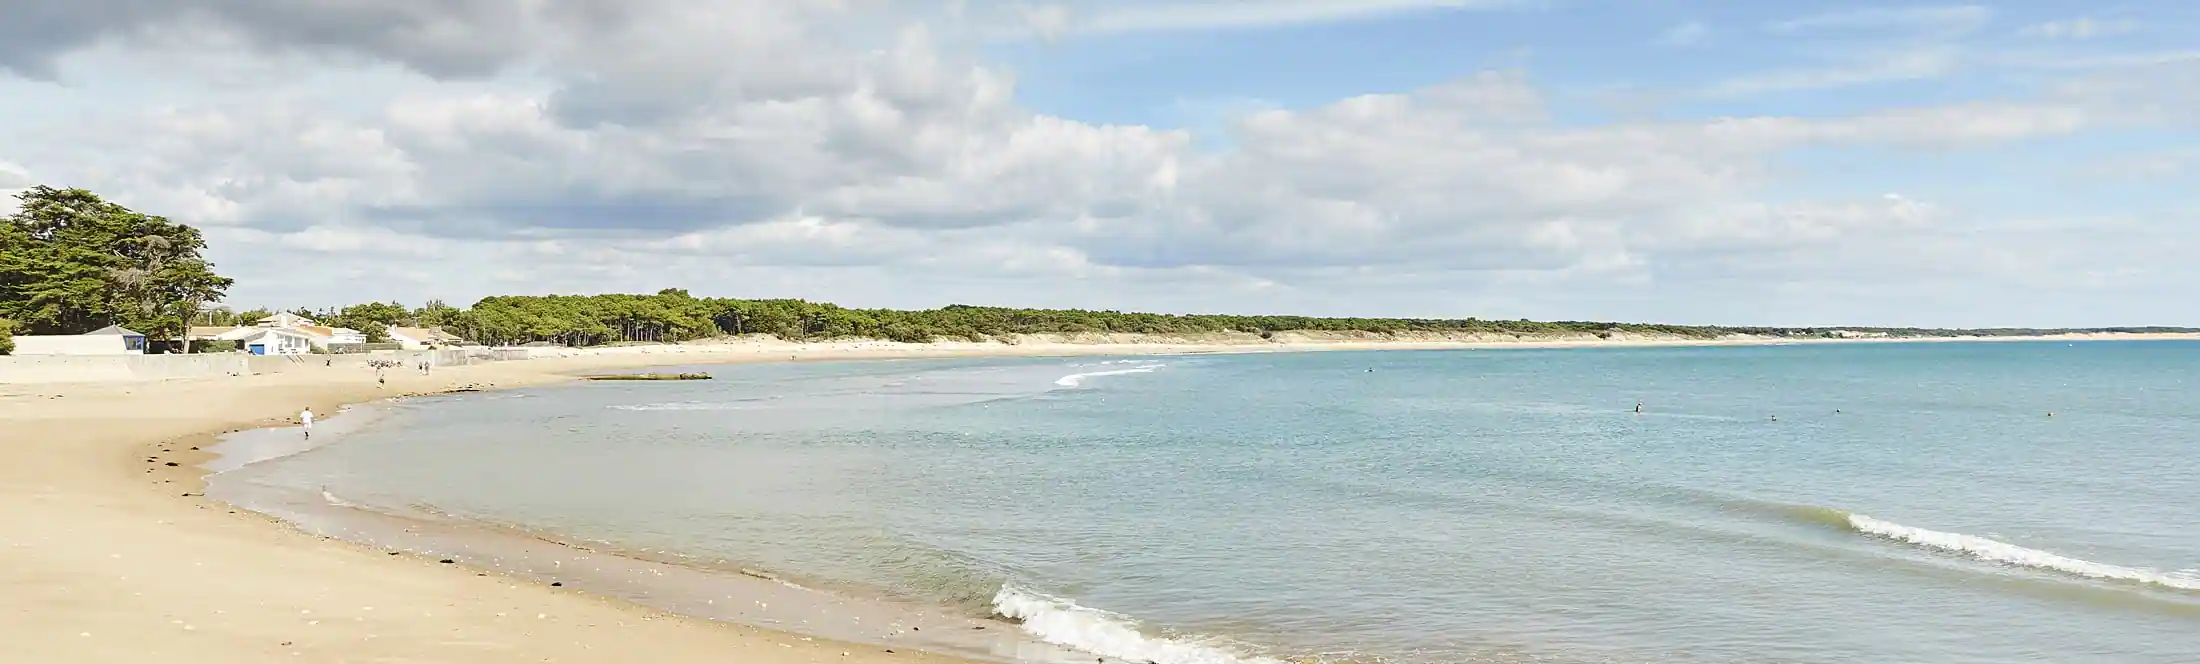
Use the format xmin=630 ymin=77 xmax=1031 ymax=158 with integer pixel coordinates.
xmin=2001 ymin=49 xmax=2200 ymax=70
xmin=1719 ymin=6 xmax=2003 ymax=97
xmin=1056 ymin=0 xmax=1524 ymax=35
xmin=0 ymin=0 xmax=2189 ymax=325
xmin=1770 ymin=5 xmax=1992 ymax=36
xmin=1655 ymin=21 xmax=1709 ymax=47
xmin=2018 ymin=17 xmax=2139 ymax=40
xmin=2073 ymin=149 xmax=2199 ymax=179
xmin=1018 ymin=4 xmax=1074 ymax=40
xmin=1709 ymin=47 xmax=1959 ymax=96
xmin=1655 ymin=194 xmax=1940 ymax=253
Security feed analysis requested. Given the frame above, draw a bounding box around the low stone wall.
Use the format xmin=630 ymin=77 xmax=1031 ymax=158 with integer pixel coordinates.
xmin=11 ymin=335 xmax=137 ymax=356
xmin=0 ymin=348 xmax=496 ymax=384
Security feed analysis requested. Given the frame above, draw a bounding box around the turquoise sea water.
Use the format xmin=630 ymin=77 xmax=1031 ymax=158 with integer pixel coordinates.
xmin=226 ymin=342 xmax=2200 ymax=663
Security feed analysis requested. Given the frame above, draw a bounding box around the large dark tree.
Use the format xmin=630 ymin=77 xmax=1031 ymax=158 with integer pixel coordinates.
xmin=0 ymin=186 xmax=235 ymax=347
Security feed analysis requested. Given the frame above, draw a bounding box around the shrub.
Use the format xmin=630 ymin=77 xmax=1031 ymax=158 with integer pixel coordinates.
xmin=191 ymin=340 xmax=240 ymax=353
xmin=0 ymin=319 xmax=14 ymax=355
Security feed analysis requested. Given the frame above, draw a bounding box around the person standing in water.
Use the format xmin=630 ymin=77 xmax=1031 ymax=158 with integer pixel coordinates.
xmin=300 ymin=407 xmax=316 ymax=439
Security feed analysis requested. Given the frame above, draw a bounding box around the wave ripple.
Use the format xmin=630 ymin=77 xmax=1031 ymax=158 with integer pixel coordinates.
xmin=1843 ymin=513 xmax=2200 ymax=591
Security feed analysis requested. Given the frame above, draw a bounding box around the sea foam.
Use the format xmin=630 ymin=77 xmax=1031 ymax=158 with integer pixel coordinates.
xmin=992 ymin=587 xmax=1284 ymax=664
xmin=319 ymin=488 xmax=366 ymax=510
xmin=1054 ymin=363 xmax=1165 ymax=387
xmin=1845 ymin=513 xmax=2200 ymax=591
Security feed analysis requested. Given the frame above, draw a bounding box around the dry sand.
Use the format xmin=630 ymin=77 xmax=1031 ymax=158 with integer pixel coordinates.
xmin=4 ymin=332 xmax=2196 ymax=663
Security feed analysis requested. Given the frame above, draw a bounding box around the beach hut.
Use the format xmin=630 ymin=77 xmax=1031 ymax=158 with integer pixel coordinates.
xmin=85 ymin=325 xmax=149 ymax=353
xmin=10 ymin=326 xmax=149 ymax=355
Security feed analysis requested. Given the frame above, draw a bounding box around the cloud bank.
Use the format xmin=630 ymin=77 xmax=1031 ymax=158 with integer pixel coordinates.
xmin=0 ymin=0 xmax=2194 ymax=326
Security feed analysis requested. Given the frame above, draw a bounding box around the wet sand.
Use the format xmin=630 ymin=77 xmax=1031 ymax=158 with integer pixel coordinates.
xmin=0 ymin=350 xmax=1003 ymax=664
xmin=202 ymin=406 xmax=1102 ymax=664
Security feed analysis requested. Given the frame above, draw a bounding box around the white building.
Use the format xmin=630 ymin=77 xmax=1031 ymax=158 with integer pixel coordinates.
xmin=255 ymin=312 xmax=317 ymax=328
xmin=191 ymin=326 xmax=248 ymax=341
xmin=325 ymin=327 xmax=368 ymax=345
xmin=250 ymin=324 xmax=362 ymax=349
xmin=387 ymin=326 xmax=464 ymax=349
xmin=232 ymin=328 xmax=316 ymax=355
xmin=10 ymin=326 xmax=149 ymax=355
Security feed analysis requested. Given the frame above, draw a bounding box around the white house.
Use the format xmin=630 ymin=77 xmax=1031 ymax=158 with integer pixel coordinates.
xmin=326 ymin=327 xmax=368 ymax=345
xmin=214 ymin=326 xmax=265 ymax=342
xmin=233 ymin=328 xmax=315 ymax=355
xmin=387 ymin=326 xmax=464 ymax=349
xmin=238 ymin=314 xmax=366 ymax=348
xmin=255 ymin=312 xmax=317 ymax=328
xmin=191 ymin=326 xmax=247 ymax=341
xmin=10 ymin=325 xmax=149 ymax=356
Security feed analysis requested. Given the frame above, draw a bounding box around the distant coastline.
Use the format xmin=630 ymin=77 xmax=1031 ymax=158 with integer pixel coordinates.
xmin=5 ymin=328 xmax=2198 ymax=386
xmin=280 ymin=292 xmax=2200 ymax=349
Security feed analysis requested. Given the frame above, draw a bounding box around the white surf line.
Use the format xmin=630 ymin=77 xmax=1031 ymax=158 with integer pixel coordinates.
xmin=1846 ymin=513 xmax=2200 ymax=591
xmin=993 ymin=587 xmax=1285 ymax=664
xmin=1053 ymin=363 xmax=1165 ymax=387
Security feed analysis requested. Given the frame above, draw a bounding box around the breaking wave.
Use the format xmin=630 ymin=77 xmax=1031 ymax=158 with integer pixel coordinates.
xmin=319 ymin=487 xmax=366 ymax=510
xmin=1747 ymin=500 xmax=2200 ymax=592
xmin=1054 ymin=363 xmax=1166 ymax=387
xmin=992 ymin=587 xmax=1284 ymax=664
xmin=1842 ymin=512 xmax=2200 ymax=591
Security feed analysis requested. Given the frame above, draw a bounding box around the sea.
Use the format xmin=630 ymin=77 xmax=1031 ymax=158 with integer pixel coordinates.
xmin=206 ymin=341 xmax=2200 ymax=664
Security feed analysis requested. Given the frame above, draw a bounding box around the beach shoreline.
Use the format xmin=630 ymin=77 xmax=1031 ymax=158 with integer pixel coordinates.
xmin=198 ymin=399 xmax=1109 ymax=664
xmin=4 ymin=331 xmax=2196 ymax=663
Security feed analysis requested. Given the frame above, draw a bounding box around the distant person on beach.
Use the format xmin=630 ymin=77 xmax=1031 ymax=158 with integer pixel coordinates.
xmin=300 ymin=408 xmax=315 ymax=439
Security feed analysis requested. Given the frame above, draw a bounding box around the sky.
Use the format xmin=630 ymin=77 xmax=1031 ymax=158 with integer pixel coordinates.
xmin=0 ymin=0 xmax=2194 ymax=327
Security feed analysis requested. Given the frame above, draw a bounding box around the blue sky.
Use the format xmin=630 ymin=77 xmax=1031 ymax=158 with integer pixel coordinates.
xmin=0 ymin=1 xmax=2194 ymax=327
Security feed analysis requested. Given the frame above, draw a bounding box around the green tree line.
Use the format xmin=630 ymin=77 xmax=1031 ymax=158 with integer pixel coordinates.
xmin=6 ymin=185 xmax=2191 ymax=355
xmin=267 ymin=289 xmax=2090 ymax=348
xmin=219 ymin=289 xmax=1781 ymax=348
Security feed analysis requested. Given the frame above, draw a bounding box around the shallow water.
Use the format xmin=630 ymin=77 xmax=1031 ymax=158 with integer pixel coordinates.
xmin=219 ymin=343 xmax=2200 ymax=663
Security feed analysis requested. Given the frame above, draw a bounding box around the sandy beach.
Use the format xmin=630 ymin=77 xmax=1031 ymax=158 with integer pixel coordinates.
xmin=5 ymin=331 xmax=2197 ymax=663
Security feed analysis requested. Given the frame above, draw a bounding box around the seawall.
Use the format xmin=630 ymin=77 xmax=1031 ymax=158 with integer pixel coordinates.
xmin=0 ymin=348 xmax=529 ymax=384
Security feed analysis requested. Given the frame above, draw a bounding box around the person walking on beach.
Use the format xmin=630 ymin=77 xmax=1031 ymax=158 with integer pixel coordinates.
xmin=300 ymin=407 xmax=316 ymax=439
